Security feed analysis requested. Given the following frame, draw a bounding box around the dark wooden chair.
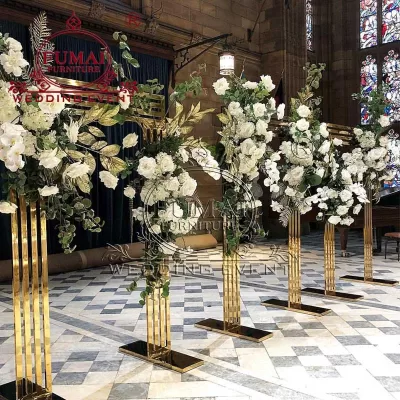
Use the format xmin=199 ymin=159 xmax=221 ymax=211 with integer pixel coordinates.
xmin=384 ymin=232 xmax=400 ymax=261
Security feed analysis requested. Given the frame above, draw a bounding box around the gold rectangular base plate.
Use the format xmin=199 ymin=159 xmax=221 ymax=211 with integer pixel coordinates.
xmin=119 ymin=340 xmax=203 ymax=373
xmin=261 ymin=299 xmax=331 ymax=316
xmin=340 ymin=275 xmax=399 ymax=287
xmin=194 ymin=318 xmax=273 ymax=342
xmin=0 ymin=379 xmax=65 ymax=400
xmin=302 ymin=287 xmax=364 ymax=301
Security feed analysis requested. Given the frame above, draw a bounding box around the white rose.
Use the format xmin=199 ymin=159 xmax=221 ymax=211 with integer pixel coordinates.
xmin=284 ymin=166 xmax=304 ymax=186
xmin=277 ymin=103 xmax=285 ymax=120
xmin=123 ymin=133 xmax=138 ymax=148
xmin=165 ymin=177 xmax=180 ymax=192
xmin=236 ymin=121 xmax=255 ymax=139
xmin=65 ymin=162 xmax=90 ymax=179
xmin=327 ymin=189 xmax=338 ymax=199
xmin=242 ymin=81 xmax=258 ymax=90
xmin=318 ymin=140 xmax=331 ymax=155
xmin=240 ymin=138 xmax=257 ymax=156
xmin=260 ymin=75 xmax=275 ymax=92
xmin=270 ymin=152 xmax=281 ymax=162
xmin=320 ymin=123 xmax=329 ymax=138
xmin=296 ymin=118 xmax=309 ymax=132
xmin=318 ymin=202 xmax=328 ymax=210
xmin=137 ymin=156 xmax=157 ymax=179
xmin=180 ymin=176 xmax=197 ymax=196
xmin=333 ymin=138 xmax=343 ymax=146
xmin=0 ymin=201 xmax=17 ymax=214
xmin=269 ymin=97 xmax=276 ymax=110
xmin=5 ymin=38 xmax=23 ymax=52
xmin=270 ymin=183 xmax=280 ymax=193
xmin=297 ymin=105 xmax=311 ymax=118
xmin=353 ymin=204 xmax=362 ymax=215
xmin=99 ymin=170 xmax=119 ymax=189
xmin=156 ymin=153 xmax=175 ymax=174
xmin=353 ymin=128 xmax=363 ymax=136
xmin=341 ymin=216 xmax=354 ymax=226
xmin=253 ymin=103 xmax=267 ymax=118
xmin=39 ymin=148 xmax=62 ymax=169
xmin=285 ymin=187 xmax=296 ymax=197
xmin=316 ymin=168 xmax=325 ymax=178
xmin=38 ymin=185 xmax=59 ymax=197
xmin=328 ymin=215 xmax=341 ymax=225
xmin=341 ymin=169 xmax=352 ymax=184
xmin=337 ymin=205 xmax=349 ymax=216
xmin=213 ymin=77 xmax=230 ymax=96
xmin=339 ymin=189 xmax=353 ymax=202
xmin=228 ymin=101 xmax=243 ymax=117
xmin=0 ymin=49 xmax=29 ymax=77
xmin=378 ymin=115 xmax=390 ymax=128
xmin=124 ymin=186 xmax=136 ymax=199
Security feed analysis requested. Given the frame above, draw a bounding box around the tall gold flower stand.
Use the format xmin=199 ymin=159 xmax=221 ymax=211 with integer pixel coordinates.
xmin=341 ymin=190 xmax=399 ymax=286
xmin=261 ymin=210 xmax=331 ymax=316
xmin=302 ymin=222 xmax=364 ymax=301
xmin=0 ymin=193 xmax=64 ymax=400
xmin=195 ymin=251 xmax=273 ymax=342
xmin=195 ymin=219 xmax=273 ymax=342
xmin=119 ymin=261 xmax=204 ymax=373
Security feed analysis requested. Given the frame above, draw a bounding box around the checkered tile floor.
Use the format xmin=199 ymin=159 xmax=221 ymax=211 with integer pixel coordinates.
xmin=1 ymin=230 xmax=400 ymax=399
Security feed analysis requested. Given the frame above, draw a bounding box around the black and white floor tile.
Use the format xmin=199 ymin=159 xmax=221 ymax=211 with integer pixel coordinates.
xmin=1 ymin=231 xmax=400 ymax=399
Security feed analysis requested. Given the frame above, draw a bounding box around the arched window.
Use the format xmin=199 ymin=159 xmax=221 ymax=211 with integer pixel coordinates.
xmin=359 ymin=1 xmax=399 ymax=122
xmin=306 ymin=0 xmax=313 ymax=51
xmin=383 ymin=50 xmax=400 ymax=120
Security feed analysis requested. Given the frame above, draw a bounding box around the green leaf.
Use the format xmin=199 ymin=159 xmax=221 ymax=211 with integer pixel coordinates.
xmin=308 ymin=174 xmax=322 ymax=186
xmin=99 ymin=155 xmax=127 ymax=175
xmin=112 ymin=32 xmax=120 ymax=40
xmin=88 ymin=126 xmax=106 ymax=138
xmin=122 ymin=50 xmax=132 ymax=60
xmin=100 ymin=144 xmax=120 ymax=157
xmin=128 ymin=58 xmax=140 ymax=68
xmin=66 ymin=149 xmax=85 ymax=160
xmin=76 ymin=175 xmax=91 ymax=193
xmin=139 ymin=300 xmax=145 ymax=306
xmin=78 ymin=132 xmax=96 ymax=146
xmin=91 ymin=141 xmax=108 ymax=151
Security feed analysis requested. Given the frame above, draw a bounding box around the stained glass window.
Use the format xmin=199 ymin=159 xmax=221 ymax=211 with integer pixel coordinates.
xmin=383 ymin=50 xmax=400 ymax=121
xmin=382 ymin=0 xmax=400 ymax=43
xmin=360 ymin=0 xmax=378 ymax=48
xmin=306 ymin=0 xmax=313 ymax=51
xmin=361 ymin=55 xmax=378 ymax=124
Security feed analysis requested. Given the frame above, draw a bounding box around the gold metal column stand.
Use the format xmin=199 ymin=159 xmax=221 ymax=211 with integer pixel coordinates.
xmin=119 ymin=258 xmax=204 ymax=373
xmin=261 ymin=210 xmax=331 ymax=316
xmin=0 ymin=192 xmax=65 ymax=400
xmin=302 ymin=222 xmax=364 ymax=301
xmin=195 ymin=217 xmax=273 ymax=342
xmin=341 ymin=190 xmax=398 ymax=286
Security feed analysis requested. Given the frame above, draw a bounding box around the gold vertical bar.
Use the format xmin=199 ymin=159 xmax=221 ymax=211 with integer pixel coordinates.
xmin=146 ymin=292 xmax=153 ymax=356
xmin=40 ymin=204 xmax=52 ymax=391
xmin=364 ymin=189 xmax=373 ymax=280
xmin=153 ymin=288 xmax=159 ymax=353
xmin=288 ymin=212 xmax=293 ymax=306
xmin=30 ymin=202 xmax=43 ymax=387
xmin=164 ymin=260 xmax=171 ymax=350
xmin=325 ymin=222 xmax=336 ymax=293
xmin=235 ymin=251 xmax=240 ymax=324
xmin=20 ymin=196 xmax=33 ymax=385
xmin=10 ymin=191 xmax=23 ymax=398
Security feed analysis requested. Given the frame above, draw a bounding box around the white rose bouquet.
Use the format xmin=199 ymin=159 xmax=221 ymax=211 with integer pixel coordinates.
xmin=0 ymin=16 xmax=134 ymax=253
xmin=345 ymin=86 xmax=399 ymax=196
xmin=262 ymin=63 xmax=331 ymax=226
xmin=213 ymin=73 xmax=284 ymax=252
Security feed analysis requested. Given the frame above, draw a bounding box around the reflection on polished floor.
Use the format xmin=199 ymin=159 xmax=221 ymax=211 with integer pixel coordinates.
xmin=1 ymin=231 xmax=400 ymax=400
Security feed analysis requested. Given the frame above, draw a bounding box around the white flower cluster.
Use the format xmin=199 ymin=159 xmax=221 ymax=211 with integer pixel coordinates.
xmin=0 ymin=37 xmax=29 ymax=77
xmin=214 ymin=75 xmax=284 ymax=195
xmin=342 ymin=121 xmax=396 ymax=188
xmin=263 ymin=105 xmax=332 ymax=219
xmin=0 ymin=122 xmax=28 ymax=171
xmin=133 ymin=144 xmax=220 ymax=257
xmin=314 ymin=182 xmax=369 ymax=226
xmin=0 ymin=81 xmax=19 ymax=124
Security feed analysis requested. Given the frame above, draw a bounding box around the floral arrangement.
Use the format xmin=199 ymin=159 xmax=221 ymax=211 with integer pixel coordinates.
xmin=0 ymin=16 xmax=137 ymax=253
xmin=123 ymin=83 xmax=220 ymax=300
xmin=343 ymin=86 xmax=399 ymax=197
xmin=262 ymin=64 xmax=327 ymax=224
xmin=213 ymin=73 xmax=285 ymax=252
xmin=261 ymin=63 xmax=358 ymax=226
